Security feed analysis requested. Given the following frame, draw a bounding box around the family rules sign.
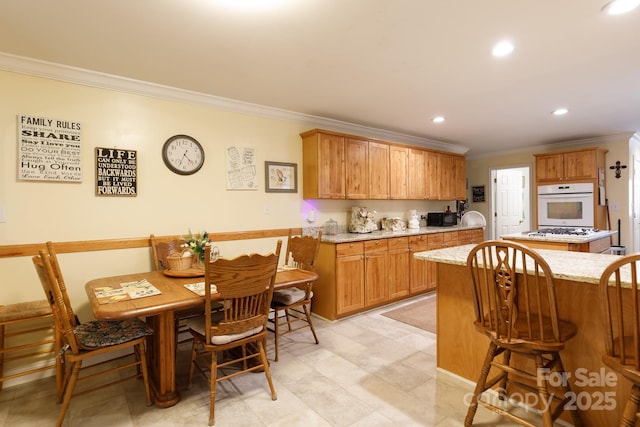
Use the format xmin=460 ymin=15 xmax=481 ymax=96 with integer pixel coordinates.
xmin=18 ymin=114 xmax=82 ymax=182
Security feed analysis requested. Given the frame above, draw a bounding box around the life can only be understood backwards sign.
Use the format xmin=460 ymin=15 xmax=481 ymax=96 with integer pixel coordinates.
xmin=95 ymin=147 xmax=137 ymax=197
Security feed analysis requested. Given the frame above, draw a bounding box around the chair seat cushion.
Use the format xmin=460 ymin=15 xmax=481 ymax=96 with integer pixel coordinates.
xmin=272 ymin=288 xmax=311 ymax=305
xmin=186 ymin=315 xmax=263 ymax=345
xmin=74 ymin=318 xmax=153 ymax=348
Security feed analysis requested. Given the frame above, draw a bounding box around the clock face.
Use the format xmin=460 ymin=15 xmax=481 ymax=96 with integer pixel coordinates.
xmin=162 ymin=135 xmax=205 ymax=175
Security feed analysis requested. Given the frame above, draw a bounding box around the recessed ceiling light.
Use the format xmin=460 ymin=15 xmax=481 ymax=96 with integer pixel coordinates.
xmin=432 ymin=116 xmax=445 ymax=124
xmin=492 ymin=40 xmax=514 ymax=57
xmin=603 ymin=0 xmax=640 ymax=15
xmin=552 ymin=108 xmax=568 ymax=116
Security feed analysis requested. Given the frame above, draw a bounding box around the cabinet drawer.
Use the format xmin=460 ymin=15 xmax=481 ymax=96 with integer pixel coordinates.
xmin=409 ymin=234 xmax=428 ymax=247
xmin=427 ymin=233 xmax=444 ymax=249
xmin=443 ymin=231 xmax=459 ymax=247
xmin=387 ymin=237 xmax=409 ymax=250
xmin=365 ymin=239 xmax=388 ymax=253
xmin=336 ymin=241 xmax=364 ymax=257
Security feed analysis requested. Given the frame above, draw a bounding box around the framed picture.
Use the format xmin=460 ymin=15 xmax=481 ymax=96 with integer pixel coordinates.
xmin=265 ymin=161 xmax=297 ymax=193
xmin=472 ymin=185 xmax=485 ymax=203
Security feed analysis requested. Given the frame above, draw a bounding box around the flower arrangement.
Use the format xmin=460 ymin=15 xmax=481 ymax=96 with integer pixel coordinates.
xmin=181 ymin=230 xmax=211 ymax=261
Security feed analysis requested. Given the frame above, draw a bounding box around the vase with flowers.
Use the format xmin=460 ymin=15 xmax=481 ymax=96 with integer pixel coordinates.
xmin=181 ymin=230 xmax=211 ymax=266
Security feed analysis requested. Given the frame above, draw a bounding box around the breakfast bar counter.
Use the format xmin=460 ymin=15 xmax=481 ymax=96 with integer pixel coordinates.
xmin=414 ymin=244 xmax=625 ymax=426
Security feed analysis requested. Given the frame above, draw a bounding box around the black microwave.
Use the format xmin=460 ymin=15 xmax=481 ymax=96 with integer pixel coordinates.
xmin=426 ymin=212 xmax=457 ymax=227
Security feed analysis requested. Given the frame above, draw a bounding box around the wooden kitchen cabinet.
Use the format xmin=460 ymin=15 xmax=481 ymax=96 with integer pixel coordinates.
xmin=408 ymin=148 xmax=427 ymax=199
xmin=364 ymin=239 xmax=389 ymax=306
xmin=368 ymin=142 xmax=390 ymax=199
xmin=409 ymin=234 xmax=430 ymax=293
xmin=454 ymin=155 xmax=467 ymax=200
xmin=389 ymin=146 xmax=409 ymax=199
xmin=459 ymin=228 xmax=484 ymax=244
xmin=301 ymin=130 xmax=345 ymax=199
xmin=301 ymin=128 xmax=466 ymax=201
xmin=388 ymin=237 xmax=410 ymax=300
xmin=345 ymin=137 xmax=368 ymax=199
xmin=313 ymin=228 xmax=483 ymax=320
xmin=335 ymin=242 xmax=365 ymax=315
xmin=534 ymin=148 xmax=604 ymax=184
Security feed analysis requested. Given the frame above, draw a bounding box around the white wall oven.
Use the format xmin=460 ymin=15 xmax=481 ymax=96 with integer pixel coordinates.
xmin=537 ymin=183 xmax=595 ymax=228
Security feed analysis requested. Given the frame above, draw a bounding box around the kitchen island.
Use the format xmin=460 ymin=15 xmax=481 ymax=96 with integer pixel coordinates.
xmin=415 ymin=244 xmax=624 ymax=426
xmin=501 ymin=229 xmax=616 ymax=253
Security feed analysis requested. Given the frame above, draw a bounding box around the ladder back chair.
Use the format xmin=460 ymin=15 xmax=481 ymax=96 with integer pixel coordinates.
xmin=32 ymin=241 xmax=153 ymax=427
xmin=268 ymin=229 xmax=321 ymax=361
xmin=187 ymin=241 xmax=282 ymax=426
xmin=465 ymin=240 xmax=581 ymax=427
xmin=599 ymin=253 xmax=640 ymax=427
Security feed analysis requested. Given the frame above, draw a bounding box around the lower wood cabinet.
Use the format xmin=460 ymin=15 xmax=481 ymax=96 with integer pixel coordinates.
xmin=388 ymin=237 xmax=410 ymax=300
xmin=312 ymin=229 xmax=483 ymax=320
xmin=364 ymin=239 xmax=389 ymax=306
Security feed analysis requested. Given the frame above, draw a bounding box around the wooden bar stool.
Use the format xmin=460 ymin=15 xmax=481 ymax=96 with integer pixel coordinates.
xmin=0 ymin=299 xmax=58 ymax=391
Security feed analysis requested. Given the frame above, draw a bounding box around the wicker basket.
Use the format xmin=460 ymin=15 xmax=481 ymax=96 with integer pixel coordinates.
xmin=166 ymin=250 xmax=193 ymax=271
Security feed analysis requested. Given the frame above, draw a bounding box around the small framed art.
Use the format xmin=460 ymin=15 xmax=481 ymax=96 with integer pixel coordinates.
xmin=265 ymin=161 xmax=297 ymax=193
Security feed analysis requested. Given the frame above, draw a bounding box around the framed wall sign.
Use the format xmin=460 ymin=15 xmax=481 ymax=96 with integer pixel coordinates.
xmin=95 ymin=147 xmax=137 ymax=196
xmin=472 ymin=185 xmax=485 ymax=203
xmin=265 ymin=161 xmax=297 ymax=193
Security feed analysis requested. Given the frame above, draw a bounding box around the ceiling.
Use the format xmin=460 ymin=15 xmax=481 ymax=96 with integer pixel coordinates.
xmin=1 ymin=0 xmax=639 ymax=156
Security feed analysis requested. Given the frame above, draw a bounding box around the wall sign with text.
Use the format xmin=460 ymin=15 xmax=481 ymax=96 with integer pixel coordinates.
xmin=95 ymin=147 xmax=137 ymax=196
xmin=18 ymin=114 xmax=82 ymax=182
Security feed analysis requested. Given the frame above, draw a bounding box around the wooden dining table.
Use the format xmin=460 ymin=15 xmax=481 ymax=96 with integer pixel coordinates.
xmin=85 ymin=267 xmax=318 ymax=408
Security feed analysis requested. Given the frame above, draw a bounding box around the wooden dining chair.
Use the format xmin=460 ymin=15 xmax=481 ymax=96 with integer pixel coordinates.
xmin=32 ymin=241 xmax=153 ymax=427
xmin=186 ymin=241 xmax=282 ymax=426
xmin=267 ymin=229 xmax=321 ymax=361
xmin=599 ymin=253 xmax=640 ymax=426
xmin=465 ymin=240 xmax=581 ymax=427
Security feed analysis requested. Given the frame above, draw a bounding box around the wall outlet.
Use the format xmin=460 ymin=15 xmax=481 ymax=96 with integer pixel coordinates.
xmin=609 ymin=202 xmax=619 ymax=211
xmin=263 ymin=204 xmax=271 ymax=215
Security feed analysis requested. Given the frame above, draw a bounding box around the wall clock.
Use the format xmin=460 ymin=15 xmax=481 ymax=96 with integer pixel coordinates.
xmin=162 ymin=134 xmax=205 ymax=175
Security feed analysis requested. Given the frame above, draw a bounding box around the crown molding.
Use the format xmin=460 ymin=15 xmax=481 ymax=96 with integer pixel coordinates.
xmin=0 ymin=52 xmax=467 ymax=154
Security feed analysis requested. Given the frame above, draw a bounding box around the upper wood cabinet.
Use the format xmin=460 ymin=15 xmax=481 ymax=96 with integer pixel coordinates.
xmin=534 ymin=148 xmax=603 ymax=183
xmin=389 ymin=146 xmax=409 ymax=199
xmin=301 ymin=129 xmax=466 ymax=201
xmin=408 ymin=148 xmax=427 ymax=199
xmin=345 ymin=138 xmax=368 ymax=199
xmin=301 ymin=130 xmax=345 ymax=199
xmin=368 ymin=142 xmax=390 ymax=199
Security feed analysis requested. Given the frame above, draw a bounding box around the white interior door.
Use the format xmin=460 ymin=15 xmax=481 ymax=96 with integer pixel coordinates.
xmin=494 ymin=167 xmax=530 ymax=238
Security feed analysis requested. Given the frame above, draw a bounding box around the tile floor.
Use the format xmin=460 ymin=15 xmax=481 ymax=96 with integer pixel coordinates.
xmin=0 ymin=294 xmax=540 ymax=426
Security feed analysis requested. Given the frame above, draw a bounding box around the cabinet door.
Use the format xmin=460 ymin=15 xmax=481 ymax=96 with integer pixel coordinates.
xmin=369 ymin=142 xmax=390 ymax=199
xmin=438 ymin=153 xmax=455 ymax=200
xmin=389 ymin=146 xmax=408 ymax=199
xmin=454 ymin=155 xmax=466 ymax=200
xmin=336 ymin=254 xmax=365 ymax=315
xmin=408 ymin=148 xmax=426 ymax=199
xmin=535 ymin=153 xmax=564 ymax=183
xmin=409 ymin=235 xmax=430 ymax=293
xmin=318 ymin=133 xmax=346 ymax=198
xmin=425 ymin=150 xmax=439 ymax=200
xmin=365 ymin=251 xmax=388 ymax=306
xmin=389 ymin=247 xmax=410 ymax=299
xmin=564 ymin=150 xmax=596 ymax=181
xmin=345 ymin=138 xmax=368 ymax=199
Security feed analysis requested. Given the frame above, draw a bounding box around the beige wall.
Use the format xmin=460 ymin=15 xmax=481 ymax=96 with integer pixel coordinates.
xmin=0 ymin=70 xmax=456 ymax=317
xmin=466 ymin=134 xmax=636 ymax=248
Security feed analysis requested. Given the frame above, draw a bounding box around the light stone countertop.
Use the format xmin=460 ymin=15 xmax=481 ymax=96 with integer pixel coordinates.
xmin=414 ymin=244 xmax=622 ymax=285
xmin=500 ymin=230 xmax=616 ymax=244
xmin=320 ymin=225 xmax=484 ymax=244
